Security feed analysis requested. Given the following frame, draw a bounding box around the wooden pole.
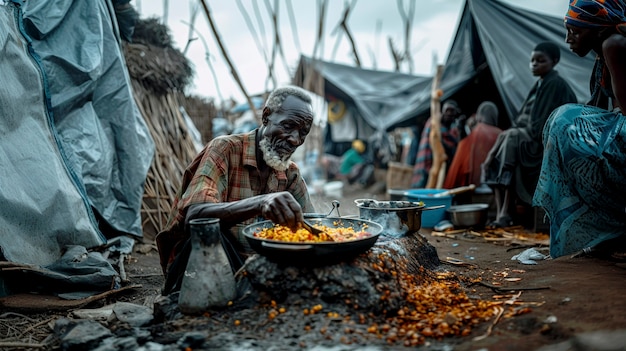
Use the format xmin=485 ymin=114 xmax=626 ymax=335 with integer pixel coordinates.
xmin=199 ymin=0 xmax=258 ymax=121
xmin=425 ymin=64 xmax=445 ymax=189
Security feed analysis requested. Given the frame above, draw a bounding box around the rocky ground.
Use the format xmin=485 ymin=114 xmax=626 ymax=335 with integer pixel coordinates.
xmin=1 ymin=180 xmax=626 ymax=351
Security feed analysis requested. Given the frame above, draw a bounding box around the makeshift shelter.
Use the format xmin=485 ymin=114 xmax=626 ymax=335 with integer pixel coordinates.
xmin=0 ymin=1 xmax=213 ymax=298
xmin=294 ymin=0 xmax=595 ymax=140
xmin=23 ymin=0 xmax=155 ymax=239
xmin=293 ymin=55 xmax=432 ymax=157
xmin=0 ymin=0 xmax=157 ymax=269
xmin=0 ymin=1 xmax=105 ymax=268
xmin=425 ymin=0 xmax=595 ymax=128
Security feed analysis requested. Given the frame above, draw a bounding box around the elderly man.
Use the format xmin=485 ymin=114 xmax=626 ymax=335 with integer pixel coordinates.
xmin=157 ymin=86 xmax=316 ymax=293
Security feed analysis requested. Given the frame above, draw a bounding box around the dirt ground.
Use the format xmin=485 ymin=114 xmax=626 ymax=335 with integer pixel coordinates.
xmin=309 ymin=182 xmax=626 ymax=350
xmin=1 ymin=180 xmax=626 ymax=350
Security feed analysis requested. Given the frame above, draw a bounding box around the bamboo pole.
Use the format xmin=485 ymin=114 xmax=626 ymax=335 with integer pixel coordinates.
xmin=425 ymin=64 xmax=445 ymax=189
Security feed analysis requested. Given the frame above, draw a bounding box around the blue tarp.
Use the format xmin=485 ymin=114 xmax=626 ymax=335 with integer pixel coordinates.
xmin=22 ymin=0 xmax=154 ymax=238
xmin=0 ymin=0 xmax=154 ymax=266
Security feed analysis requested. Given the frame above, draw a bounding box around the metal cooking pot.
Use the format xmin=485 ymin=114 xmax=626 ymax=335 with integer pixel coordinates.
xmin=242 ymin=217 xmax=383 ymax=265
xmin=355 ymin=199 xmax=445 ymax=236
xmin=447 ymin=203 xmax=489 ymax=228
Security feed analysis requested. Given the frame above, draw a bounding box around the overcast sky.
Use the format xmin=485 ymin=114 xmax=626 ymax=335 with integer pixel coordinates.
xmin=135 ymin=0 xmax=569 ymax=105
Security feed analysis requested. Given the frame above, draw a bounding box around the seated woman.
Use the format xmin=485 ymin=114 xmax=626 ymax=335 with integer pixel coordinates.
xmin=533 ymin=1 xmax=626 ymax=259
xmin=481 ymin=42 xmax=577 ymax=228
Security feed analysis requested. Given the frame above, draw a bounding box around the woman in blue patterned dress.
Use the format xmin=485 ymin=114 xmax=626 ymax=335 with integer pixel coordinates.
xmin=533 ymin=0 xmax=626 ymax=258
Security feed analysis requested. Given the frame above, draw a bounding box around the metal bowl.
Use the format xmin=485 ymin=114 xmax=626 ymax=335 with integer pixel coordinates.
xmin=447 ymin=203 xmax=489 ymax=228
xmin=355 ymin=199 xmax=425 ymax=236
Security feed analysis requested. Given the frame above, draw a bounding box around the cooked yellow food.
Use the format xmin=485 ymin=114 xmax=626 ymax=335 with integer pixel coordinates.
xmin=253 ymin=222 xmax=371 ymax=242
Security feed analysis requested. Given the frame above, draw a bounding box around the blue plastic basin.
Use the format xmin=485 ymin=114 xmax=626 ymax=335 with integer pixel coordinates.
xmin=405 ymin=189 xmax=452 ymax=228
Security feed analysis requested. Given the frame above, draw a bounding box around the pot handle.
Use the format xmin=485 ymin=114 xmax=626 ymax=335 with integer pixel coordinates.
xmin=261 ymin=242 xmax=314 ymax=251
xmin=420 ymin=204 xmax=446 ymax=211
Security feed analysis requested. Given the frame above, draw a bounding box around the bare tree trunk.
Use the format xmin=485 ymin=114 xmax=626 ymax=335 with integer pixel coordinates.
xmin=162 ymin=0 xmax=169 ymax=26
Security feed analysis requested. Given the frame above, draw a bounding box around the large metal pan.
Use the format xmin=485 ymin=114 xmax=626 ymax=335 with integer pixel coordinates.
xmin=242 ymin=217 xmax=383 ymax=265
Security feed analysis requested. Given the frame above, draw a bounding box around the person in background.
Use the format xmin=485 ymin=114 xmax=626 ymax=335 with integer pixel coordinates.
xmin=533 ymin=0 xmax=626 ymax=259
xmin=444 ymin=101 xmax=502 ymax=189
xmin=481 ymin=42 xmax=577 ymax=228
xmin=156 ymin=86 xmax=316 ymax=294
xmin=339 ymin=139 xmax=367 ymax=183
xmin=411 ymin=100 xmax=465 ymax=188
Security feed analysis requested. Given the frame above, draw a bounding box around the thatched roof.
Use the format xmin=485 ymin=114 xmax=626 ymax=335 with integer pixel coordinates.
xmin=124 ymin=17 xmax=193 ymax=96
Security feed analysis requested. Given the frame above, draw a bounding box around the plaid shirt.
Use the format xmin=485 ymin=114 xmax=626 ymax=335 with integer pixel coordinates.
xmin=156 ymin=130 xmax=314 ymax=271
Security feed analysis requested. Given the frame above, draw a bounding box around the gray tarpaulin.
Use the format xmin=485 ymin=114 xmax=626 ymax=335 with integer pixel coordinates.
xmin=21 ymin=0 xmax=154 ymax=237
xmin=0 ymin=1 xmax=104 ymax=266
xmin=0 ymin=0 xmax=154 ymax=269
xmin=294 ymin=0 xmax=595 ymax=132
xmin=428 ymin=0 xmax=595 ymax=125
xmin=294 ymin=56 xmax=432 ymax=132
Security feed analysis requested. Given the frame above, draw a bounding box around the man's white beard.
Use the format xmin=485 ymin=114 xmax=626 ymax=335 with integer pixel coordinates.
xmin=259 ymin=137 xmax=291 ymax=171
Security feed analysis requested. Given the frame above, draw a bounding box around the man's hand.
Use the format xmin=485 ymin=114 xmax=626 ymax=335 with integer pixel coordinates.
xmin=260 ymin=191 xmax=304 ymax=230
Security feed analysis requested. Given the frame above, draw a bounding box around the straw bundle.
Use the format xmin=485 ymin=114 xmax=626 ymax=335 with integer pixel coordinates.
xmin=124 ymin=17 xmax=193 ymax=96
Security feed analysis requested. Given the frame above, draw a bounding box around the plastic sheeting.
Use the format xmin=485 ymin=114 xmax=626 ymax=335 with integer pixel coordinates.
xmin=433 ymin=0 xmax=595 ymax=123
xmin=0 ymin=1 xmax=104 ymax=266
xmin=21 ymin=0 xmax=154 ymax=237
xmin=294 ymin=56 xmax=432 ymax=132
